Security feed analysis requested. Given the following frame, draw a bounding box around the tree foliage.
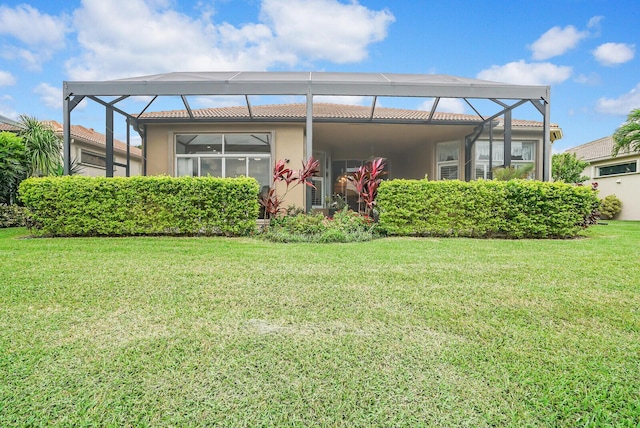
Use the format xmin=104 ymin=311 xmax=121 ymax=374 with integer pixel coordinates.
xmin=552 ymin=152 xmax=590 ymax=183
xmin=612 ymin=108 xmax=640 ymax=156
xmin=0 ymin=132 xmax=27 ymax=204
xmin=17 ymin=115 xmax=62 ymax=177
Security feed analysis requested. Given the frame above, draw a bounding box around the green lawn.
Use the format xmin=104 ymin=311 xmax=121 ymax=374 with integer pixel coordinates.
xmin=1 ymin=223 xmax=639 ymax=426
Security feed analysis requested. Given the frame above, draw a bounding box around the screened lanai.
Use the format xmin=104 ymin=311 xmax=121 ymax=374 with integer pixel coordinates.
xmin=63 ymin=71 xmax=553 ymax=209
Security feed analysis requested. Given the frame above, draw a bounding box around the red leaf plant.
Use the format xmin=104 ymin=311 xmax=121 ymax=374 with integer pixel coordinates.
xmin=259 ymin=156 xmax=320 ymax=220
xmin=347 ymin=157 xmax=386 ymax=216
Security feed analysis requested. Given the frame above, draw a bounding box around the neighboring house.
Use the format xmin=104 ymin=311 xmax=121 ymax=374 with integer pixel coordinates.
xmin=139 ymin=103 xmax=560 ymax=210
xmin=0 ymin=118 xmax=142 ymax=177
xmin=566 ymin=136 xmax=640 ymax=220
xmin=46 ymin=121 xmax=142 ymax=177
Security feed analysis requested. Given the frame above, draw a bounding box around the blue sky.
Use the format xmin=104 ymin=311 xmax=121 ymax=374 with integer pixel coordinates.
xmin=0 ymin=0 xmax=638 ymax=151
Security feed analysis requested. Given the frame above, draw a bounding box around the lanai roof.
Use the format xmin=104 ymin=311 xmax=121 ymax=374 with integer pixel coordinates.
xmin=66 ymin=71 xmax=550 ymax=100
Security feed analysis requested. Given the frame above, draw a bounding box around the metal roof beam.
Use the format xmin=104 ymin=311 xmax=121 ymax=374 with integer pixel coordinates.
xmin=87 ymin=96 xmax=137 ymax=122
xmin=181 ymin=96 xmax=193 ymax=119
xmin=369 ymin=96 xmax=377 ymax=121
xmin=428 ymin=98 xmax=440 ymax=121
xmin=245 ymin=95 xmax=253 ymax=119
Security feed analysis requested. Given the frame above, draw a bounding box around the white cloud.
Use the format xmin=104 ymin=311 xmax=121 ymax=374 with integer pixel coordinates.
xmin=34 ymin=83 xmax=62 ymax=109
xmin=260 ymin=0 xmax=395 ymax=63
xmin=0 ymin=102 xmax=18 ymax=120
xmin=477 ymin=60 xmax=572 ymax=86
xmin=418 ymin=98 xmax=467 ymax=114
xmin=66 ymin=0 xmax=394 ymax=81
xmin=0 ymin=4 xmax=67 ymax=47
xmin=593 ymin=43 xmax=635 ymax=66
xmin=596 ymin=83 xmax=640 ymax=115
xmin=587 ymin=16 xmax=604 ymax=29
xmin=0 ymin=4 xmax=68 ymax=70
xmin=574 ymin=73 xmax=601 ymax=86
xmin=0 ymin=70 xmax=16 ymax=86
xmin=529 ymin=25 xmax=588 ymax=60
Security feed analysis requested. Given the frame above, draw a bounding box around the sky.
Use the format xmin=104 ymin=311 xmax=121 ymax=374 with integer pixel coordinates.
xmin=0 ymin=0 xmax=638 ymax=152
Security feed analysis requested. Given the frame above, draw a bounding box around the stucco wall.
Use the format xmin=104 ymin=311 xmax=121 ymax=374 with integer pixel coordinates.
xmin=584 ymin=155 xmax=640 ymax=221
xmin=73 ymin=140 xmax=142 ymax=177
xmin=145 ymin=122 xmax=305 ymax=208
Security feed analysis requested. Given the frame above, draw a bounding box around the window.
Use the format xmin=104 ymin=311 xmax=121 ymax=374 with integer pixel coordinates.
xmin=437 ymin=142 xmax=459 ymax=180
xmin=80 ymin=150 xmax=106 ymax=168
xmin=175 ymin=133 xmax=271 ymax=189
xmin=597 ymin=161 xmax=637 ymax=177
xmin=475 ymin=140 xmax=536 ymax=179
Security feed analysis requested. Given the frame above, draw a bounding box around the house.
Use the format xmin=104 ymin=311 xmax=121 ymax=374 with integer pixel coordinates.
xmin=139 ymin=103 xmax=559 ymax=210
xmin=62 ymin=71 xmax=557 ymax=210
xmin=566 ymin=136 xmax=640 ymax=220
xmin=0 ymin=116 xmax=142 ymax=177
xmin=46 ymin=121 xmax=143 ymax=177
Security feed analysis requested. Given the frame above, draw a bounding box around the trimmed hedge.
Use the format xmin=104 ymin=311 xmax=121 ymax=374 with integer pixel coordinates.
xmin=18 ymin=175 xmax=260 ymax=237
xmin=376 ymin=179 xmax=600 ymax=238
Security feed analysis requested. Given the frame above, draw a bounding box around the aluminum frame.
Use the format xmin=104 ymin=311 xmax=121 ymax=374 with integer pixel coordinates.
xmin=63 ymin=71 xmax=553 ymax=207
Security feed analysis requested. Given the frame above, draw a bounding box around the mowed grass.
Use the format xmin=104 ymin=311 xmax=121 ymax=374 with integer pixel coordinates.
xmin=0 ymin=223 xmax=639 ymax=427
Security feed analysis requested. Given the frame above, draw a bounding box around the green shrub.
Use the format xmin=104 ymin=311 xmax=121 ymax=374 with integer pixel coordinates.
xmin=0 ymin=204 xmax=27 ymax=228
xmin=376 ymin=179 xmax=599 ymax=239
xmin=599 ymin=194 xmax=622 ymax=219
xmin=18 ymin=175 xmax=259 ymax=237
xmin=261 ymin=209 xmax=375 ymax=243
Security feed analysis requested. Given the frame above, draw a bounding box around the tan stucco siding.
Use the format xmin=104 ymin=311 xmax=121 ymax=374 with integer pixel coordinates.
xmin=145 ymin=122 xmax=306 ymax=208
xmin=583 ymin=155 xmax=640 ymax=220
xmin=73 ymin=140 xmax=142 ymax=177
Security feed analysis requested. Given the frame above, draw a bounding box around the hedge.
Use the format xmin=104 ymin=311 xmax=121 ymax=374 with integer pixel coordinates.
xmin=376 ymin=179 xmax=599 ymax=238
xmin=18 ymin=175 xmax=260 ymax=237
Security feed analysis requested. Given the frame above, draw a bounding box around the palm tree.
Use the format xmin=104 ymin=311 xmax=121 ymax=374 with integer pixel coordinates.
xmin=612 ymin=108 xmax=640 ymax=156
xmin=17 ymin=115 xmax=62 ymax=177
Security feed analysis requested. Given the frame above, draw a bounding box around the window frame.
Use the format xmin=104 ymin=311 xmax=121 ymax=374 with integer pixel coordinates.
xmin=174 ymin=132 xmax=273 ymax=187
xmin=474 ymin=140 xmax=537 ymax=180
xmin=436 ymin=142 xmax=460 ymax=180
xmin=595 ymin=160 xmax=638 ymax=178
xmin=79 ymin=149 xmax=107 ymax=169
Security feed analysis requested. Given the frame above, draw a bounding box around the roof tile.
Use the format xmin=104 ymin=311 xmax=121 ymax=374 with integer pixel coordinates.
xmin=140 ymin=103 xmax=554 ymax=128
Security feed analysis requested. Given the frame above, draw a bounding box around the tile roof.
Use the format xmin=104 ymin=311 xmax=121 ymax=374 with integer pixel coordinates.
xmin=0 ymin=122 xmax=20 ymax=132
xmin=45 ymin=121 xmax=142 ymax=158
xmin=2 ymin=120 xmax=141 ymax=158
xmin=565 ymin=135 xmax=633 ymax=161
xmin=140 ymin=103 xmax=554 ymax=128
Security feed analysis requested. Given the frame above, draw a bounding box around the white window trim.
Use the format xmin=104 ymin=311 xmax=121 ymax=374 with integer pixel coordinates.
xmin=595 ymin=159 xmax=639 ymax=178
xmin=473 ymin=139 xmax=537 ymax=179
xmin=173 ymin=132 xmax=274 ymax=183
xmin=436 ymin=142 xmax=460 ymax=180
